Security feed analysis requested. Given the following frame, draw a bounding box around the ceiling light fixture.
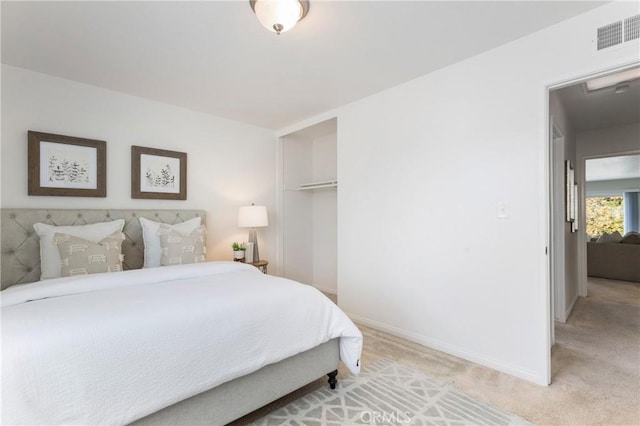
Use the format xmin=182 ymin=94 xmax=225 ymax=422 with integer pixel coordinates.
xmin=250 ymin=0 xmax=309 ymax=35
xmin=584 ymin=67 xmax=640 ymax=92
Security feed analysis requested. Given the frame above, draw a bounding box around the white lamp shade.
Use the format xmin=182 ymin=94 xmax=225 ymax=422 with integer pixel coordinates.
xmin=254 ymin=0 xmax=303 ymax=34
xmin=238 ymin=205 xmax=269 ymax=228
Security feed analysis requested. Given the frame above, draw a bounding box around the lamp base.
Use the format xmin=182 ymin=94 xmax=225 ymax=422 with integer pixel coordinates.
xmin=248 ymin=228 xmax=260 ymax=262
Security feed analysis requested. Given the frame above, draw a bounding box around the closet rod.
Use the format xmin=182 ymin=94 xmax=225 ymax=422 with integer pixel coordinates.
xmin=297 ymin=180 xmax=338 ymax=190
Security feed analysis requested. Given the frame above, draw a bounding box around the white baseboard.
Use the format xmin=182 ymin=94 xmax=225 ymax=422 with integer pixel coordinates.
xmin=555 ymin=305 xmax=568 ymax=324
xmin=565 ymin=293 xmax=580 ymax=320
xmin=347 ymin=312 xmax=549 ymax=386
xmin=556 ymin=293 xmax=580 ymax=323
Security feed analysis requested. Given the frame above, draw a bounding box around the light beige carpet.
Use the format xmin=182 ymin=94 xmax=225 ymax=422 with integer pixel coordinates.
xmin=251 ymin=358 xmax=529 ymax=425
xmin=234 ymin=278 xmax=639 ymax=425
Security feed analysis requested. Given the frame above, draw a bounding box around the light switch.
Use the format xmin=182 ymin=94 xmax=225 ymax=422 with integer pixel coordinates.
xmin=497 ymin=201 xmax=508 ymax=219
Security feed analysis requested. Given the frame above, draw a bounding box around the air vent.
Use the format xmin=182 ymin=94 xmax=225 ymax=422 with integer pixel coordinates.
xmin=597 ymin=15 xmax=640 ymax=51
xmin=624 ymin=14 xmax=640 ymax=42
xmin=597 ymin=21 xmax=623 ymax=50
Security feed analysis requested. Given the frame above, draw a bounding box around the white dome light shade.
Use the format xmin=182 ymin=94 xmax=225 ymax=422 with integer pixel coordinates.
xmin=252 ymin=0 xmax=307 ymax=34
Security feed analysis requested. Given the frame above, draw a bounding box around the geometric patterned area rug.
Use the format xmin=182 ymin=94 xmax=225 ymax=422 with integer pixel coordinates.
xmin=251 ymin=359 xmax=530 ymax=426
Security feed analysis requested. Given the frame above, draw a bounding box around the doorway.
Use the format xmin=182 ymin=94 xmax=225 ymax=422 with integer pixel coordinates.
xmin=547 ymin=63 xmax=640 ymax=382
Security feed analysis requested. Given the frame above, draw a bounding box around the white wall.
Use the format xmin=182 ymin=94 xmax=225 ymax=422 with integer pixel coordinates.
xmin=549 ymin=92 xmax=579 ymax=321
xmin=586 ymin=178 xmax=640 ymax=196
xmin=312 ymin=133 xmax=337 ymax=293
xmin=576 ymin=123 xmax=640 ymax=159
xmin=329 ymin=2 xmax=639 ymax=385
xmin=1 ymin=65 xmax=278 ymax=263
xmin=282 ymin=135 xmax=313 ymax=283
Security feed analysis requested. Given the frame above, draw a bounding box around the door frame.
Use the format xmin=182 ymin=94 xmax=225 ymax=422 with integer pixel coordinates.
xmin=578 ymin=149 xmax=640 ymax=296
xmin=544 ymin=60 xmax=640 ymax=384
xmin=549 ymin=118 xmax=565 ymax=331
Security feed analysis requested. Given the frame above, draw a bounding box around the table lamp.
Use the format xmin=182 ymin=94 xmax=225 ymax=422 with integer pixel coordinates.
xmin=238 ymin=204 xmax=268 ymax=262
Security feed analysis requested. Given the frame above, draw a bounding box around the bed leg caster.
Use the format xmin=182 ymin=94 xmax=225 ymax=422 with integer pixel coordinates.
xmin=327 ymin=370 xmax=338 ymax=389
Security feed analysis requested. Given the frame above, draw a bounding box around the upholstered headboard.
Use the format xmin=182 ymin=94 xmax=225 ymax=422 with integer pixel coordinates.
xmin=1 ymin=209 xmax=206 ymax=290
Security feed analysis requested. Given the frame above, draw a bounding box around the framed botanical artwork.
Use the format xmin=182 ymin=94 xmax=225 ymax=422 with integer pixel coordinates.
xmin=565 ymin=160 xmax=574 ymax=222
xmin=131 ymin=146 xmax=187 ymax=200
xmin=28 ymin=131 xmax=106 ymax=197
xmin=571 ymin=183 xmax=579 ymax=233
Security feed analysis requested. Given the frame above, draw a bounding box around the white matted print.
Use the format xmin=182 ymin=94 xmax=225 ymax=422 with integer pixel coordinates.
xmin=39 ymin=141 xmax=98 ymax=189
xmin=140 ymin=154 xmax=180 ymax=194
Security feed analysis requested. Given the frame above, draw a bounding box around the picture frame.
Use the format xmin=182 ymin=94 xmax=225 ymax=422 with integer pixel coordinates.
xmin=571 ymin=183 xmax=579 ymax=233
xmin=565 ymin=160 xmax=574 ymax=222
xmin=131 ymin=146 xmax=187 ymax=200
xmin=28 ymin=131 xmax=106 ymax=197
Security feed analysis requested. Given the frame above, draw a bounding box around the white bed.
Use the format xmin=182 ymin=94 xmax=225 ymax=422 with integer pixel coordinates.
xmin=0 ymin=209 xmax=362 ymax=425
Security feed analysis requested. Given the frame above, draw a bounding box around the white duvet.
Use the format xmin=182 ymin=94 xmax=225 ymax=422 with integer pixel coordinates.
xmin=1 ymin=262 xmax=362 ymax=425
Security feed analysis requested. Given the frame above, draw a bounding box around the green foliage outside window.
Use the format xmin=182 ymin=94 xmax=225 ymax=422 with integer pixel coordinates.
xmin=585 ymin=196 xmax=623 ymax=237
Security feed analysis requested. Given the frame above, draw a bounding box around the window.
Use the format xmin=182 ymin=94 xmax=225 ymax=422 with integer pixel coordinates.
xmin=585 ymin=196 xmax=623 ymax=238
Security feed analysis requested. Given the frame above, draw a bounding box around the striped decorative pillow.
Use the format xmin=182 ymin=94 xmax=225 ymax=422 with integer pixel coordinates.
xmin=159 ymin=225 xmax=207 ymax=266
xmin=55 ymin=231 xmax=125 ymax=277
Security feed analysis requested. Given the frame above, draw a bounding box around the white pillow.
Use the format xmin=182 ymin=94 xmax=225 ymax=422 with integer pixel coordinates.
xmin=34 ymin=220 xmax=125 ymax=280
xmin=139 ymin=217 xmax=201 ymax=268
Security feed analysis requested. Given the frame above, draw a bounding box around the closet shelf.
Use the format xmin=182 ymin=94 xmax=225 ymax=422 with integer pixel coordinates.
xmin=297 ymin=180 xmax=338 ymax=190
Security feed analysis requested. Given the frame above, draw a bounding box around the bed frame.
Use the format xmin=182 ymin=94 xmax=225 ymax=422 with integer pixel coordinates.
xmin=0 ymin=208 xmax=340 ymax=425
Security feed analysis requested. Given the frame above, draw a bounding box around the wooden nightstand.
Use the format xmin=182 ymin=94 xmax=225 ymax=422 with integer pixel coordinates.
xmin=251 ymin=260 xmax=268 ymax=274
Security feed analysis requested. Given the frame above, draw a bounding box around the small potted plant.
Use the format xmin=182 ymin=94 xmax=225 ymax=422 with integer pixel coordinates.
xmin=232 ymin=242 xmax=246 ymax=262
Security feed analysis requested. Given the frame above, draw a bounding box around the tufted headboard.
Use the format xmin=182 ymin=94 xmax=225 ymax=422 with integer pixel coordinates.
xmin=1 ymin=209 xmax=206 ymax=290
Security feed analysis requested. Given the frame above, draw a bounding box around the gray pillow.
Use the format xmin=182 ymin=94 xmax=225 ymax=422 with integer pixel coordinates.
xmin=139 ymin=217 xmax=202 ymax=268
xmin=620 ymin=232 xmax=640 ymax=245
xmin=159 ymin=225 xmax=207 ymax=266
xmin=34 ymin=219 xmax=125 ymax=280
xmin=55 ymin=231 xmax=125 ymax=277
xmin=596 ymin=231 xmax=622 ymax=243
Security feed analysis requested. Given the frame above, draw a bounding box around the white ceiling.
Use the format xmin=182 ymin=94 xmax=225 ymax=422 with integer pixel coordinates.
xmin=1 ymin=1 xmax=607 ymax=129
xmin=586 ymin=155 xmax=640 ymax=181
xmin=554 ymin=73 xmax=640 ymax=132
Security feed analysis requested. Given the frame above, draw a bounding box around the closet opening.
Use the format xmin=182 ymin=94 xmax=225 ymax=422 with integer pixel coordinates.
xmin=279 ymin=118 xmax=338 ymax=296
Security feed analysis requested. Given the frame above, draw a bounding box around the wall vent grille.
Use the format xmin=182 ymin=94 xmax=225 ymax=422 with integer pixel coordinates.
xmin=624 ymin=14 xmax=640 ymax=42
xmin=597 ymin=21 xmax=623 ymax=50
xmin=597 ymin=15 xmax=640 ymax=51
